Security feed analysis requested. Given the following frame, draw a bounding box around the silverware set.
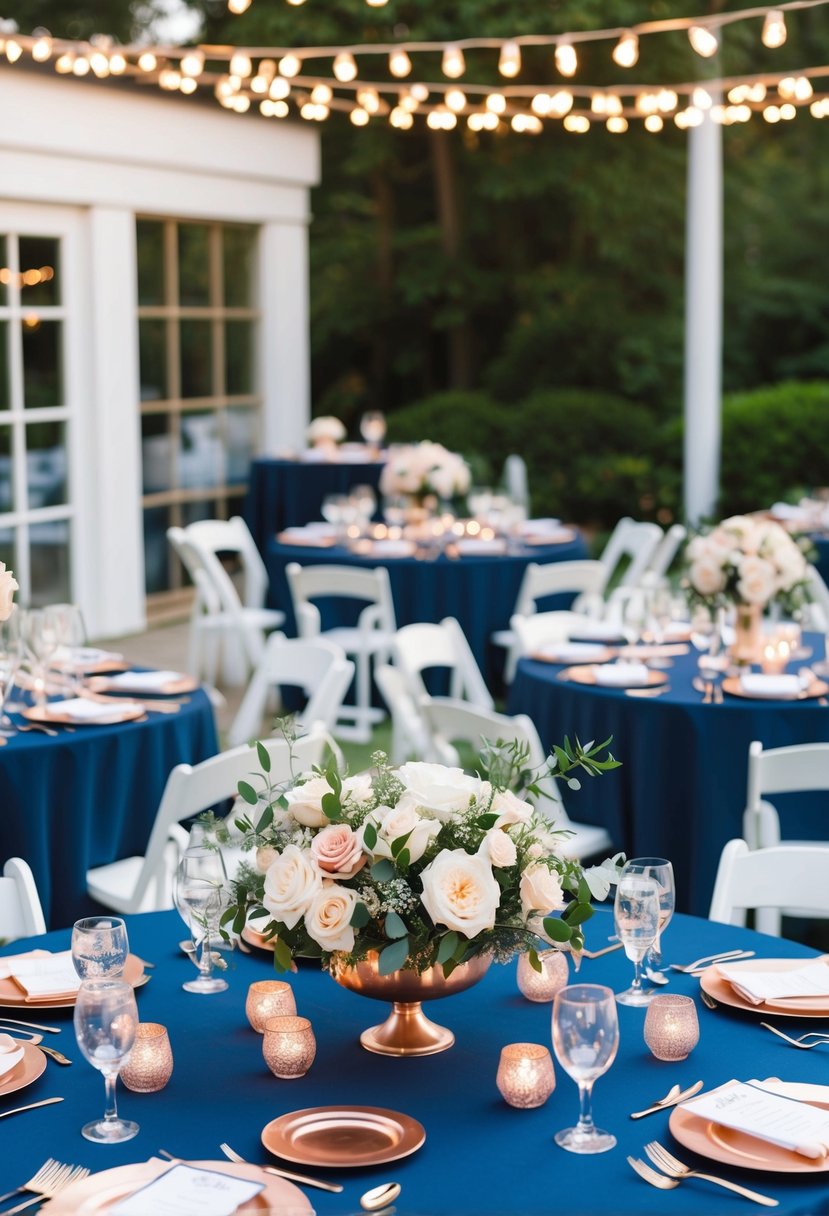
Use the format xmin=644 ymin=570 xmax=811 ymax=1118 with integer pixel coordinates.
xmin=0 ymin=1019 xmax=73 ymax=1064
xmin=761 ymin=1022 xmax=829 ymax=1050
xmin=628 ymin=1141 xmax=779 ymax=1206
xmin=669 ymin=948 xmax=755 ymax=975
xmin=0 ymin=1158 xmax=90 ymax=1209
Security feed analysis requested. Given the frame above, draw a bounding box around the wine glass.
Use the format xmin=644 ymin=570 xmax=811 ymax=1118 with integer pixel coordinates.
xmin=350 ymin=484 xmax=377 ymax=530
xmin=320 ymin=493 xmax=349 ymax=542
xmin=21 ymin=607 xmax=60 ymax=706
xmin=697 ymin=613 xmax=729 ymax=702
xmin=623 ymin=858 xmax=675 ymax=972
xmin=551 ymin=984 xmax=619 ymax=1154
xmin=0 ymin=608 xmax=22 ymax=737
xmin=49 ymin=603 xmax=88 ymax=693
xmin=359 ymin=411 xmax=386 ymax=452
xmin=614 ymin=870 xmax=660 ymax=1006
xmin=71 ymin=917 xmax=129 ymax=979
xmin=73 ymin=978 xmax=139 ymax=1143
xmin=174 ymin=842 xmax=229 ymax=994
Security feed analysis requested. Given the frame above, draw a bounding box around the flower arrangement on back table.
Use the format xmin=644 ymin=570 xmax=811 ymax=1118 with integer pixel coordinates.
xmin=220 ymin=726 xmax=622 ymax=979
xmin=685 ymin=515 xmax=808 ymax=613
xmin=379 ymin=441 xmax=471 ymax=505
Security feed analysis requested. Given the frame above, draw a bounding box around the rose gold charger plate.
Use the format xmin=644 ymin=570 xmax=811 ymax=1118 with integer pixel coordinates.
xmin=21 ymin=702 xmax=146 ymax=727
xmin=0 ymin=953 xmax=147 ymax=1010
xmin=700 ymin=956 xmax=829 ymax=1018
xmin=670 ymin=1096 xmax=829 ymax=1174
xmin=262 ymin=1106 xmax=426 ymax=1168
xmin=558 ymin=665 xmax=669 ymax=690
xmin=0 ymin=1041 xmax=47 ymax=1098
xmin=722 ymin=676 xmax=829 ymax=701
xmin=530 ymin=646 xmax=615 ymax=666
xmin=86 ymin=674 xmax=198 ymax=695
xmin=41 ymin=1159 xmax=312 ymax=1214
xmin=522 ymin=527 xmax=576 ymax=546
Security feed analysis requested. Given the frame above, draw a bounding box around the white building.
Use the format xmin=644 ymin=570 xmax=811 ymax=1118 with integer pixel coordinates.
xmin=0 ymin=68 xmax=319 ymax=636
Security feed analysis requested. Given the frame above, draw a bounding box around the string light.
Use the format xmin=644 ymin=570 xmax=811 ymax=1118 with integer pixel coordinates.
xmin=445 ymin=88 xmax=467 ymax=112
xmin=441 ymin=45 xmax=465 ymax=79
xmin=137 ymin=51 xmax=157 ymax=72
xmin=333 ymin=51 xmax=357 ymax=82
xmin=563 ymin=114 xmax=590 ymax=133
xmin=612 ymin=31 xmax=639 ymax=68
xmin=607 ymin=115 xmax=628 ymax=132
xmin=278 ymin=53 xmax=301 ymax=77
xmin=644 ymin=114 xmax=664 ymax=131
xmin=389 ymin=48 xmax=411 ymax=77
xmin=31 ymin=31 xmax=52 ymax=62
xmin=486 ymin=93 xmax=506 ymax=114
xmin=762 ymin=9 xmax=787 ymax=45
xmin=228 ymin=0 xmax=251 ymax=11
xmin=498 ymin=41 xmax=521 ymax=78
xmin=350 ymin=106 xmax=370 ymax=125
xmin=229 ymin=51 xmax=252 ymax=78
xmin=688 ymin=24 xmax=720 ymax=57
xmin=555 ymin=40 xmax=577 ymax=77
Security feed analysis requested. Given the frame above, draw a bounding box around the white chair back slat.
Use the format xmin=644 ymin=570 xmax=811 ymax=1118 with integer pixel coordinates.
xmin=0 ymin=858 xmax=47 ymax=940
xmin=597 ymin=518 xmax=664 ymax=591
xmin=374 ymin=664 xmax=433 ymax=763
xmin=392 ymin=617 xmax=494 ymax=712
xmin=709 ymin=839 xmax=829 ymax=930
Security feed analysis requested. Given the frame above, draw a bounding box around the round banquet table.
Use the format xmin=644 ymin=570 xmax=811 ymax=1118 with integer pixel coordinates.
xmin=244 ymin=456 xmax=384 ymax=554
xmin=508 ymin=636 xmax=829 ymax=916
xmin=811 ymin=535 xmax=829 ymax=588
xmin=265 ymin=533 xmax=589 ymax=686
xmin=0 ymin=688 xmax=218 ymax=929
xmin=1 ymin=909 xmax=828 ymax=1214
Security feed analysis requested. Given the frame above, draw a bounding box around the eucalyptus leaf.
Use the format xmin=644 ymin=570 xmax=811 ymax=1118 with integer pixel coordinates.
xmin=541 ymin=915 xmax=572 ymax=943
xmin=350 ymin=901 xmax=371 ymax=928
xmin=371 ymin=859 xmax=395 ymax=882
xmin=384 ymin=910 xmax=408 ymax=939
xmin=273 ymin=937 xmax=293 ymax=973
xmin=528 ymin=947 xmax=542 ymax=974
xmin=363 ymin=821 xmax=378 ymax=850
xmin=256 ymin=740 xmax=271 ymax=774
xmin=437 ymin=931 xmax=460 ymax=965
xmin=238 ymin=780 xmax=259 ymax=806
xmin=378 ymin=936 xmax=410 ymax=976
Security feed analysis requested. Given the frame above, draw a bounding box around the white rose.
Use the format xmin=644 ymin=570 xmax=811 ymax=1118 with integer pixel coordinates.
xmin=307 ymin=415 xmax=346 ymax=444
xmin=342 ymin=773 xmax=374 ymax=805
xmin=490 ymin=789 xmax=534 ymax=828
xmin=304 ymin=883 xmax=358 ymax=952
xmin=420 ymin=849 xmax=501 ymax=938
xmin=479 ymin=829 xmax=518 ymax=868
xmin=0 ymin=565 xmax=18 ymax=622
xmin=367 ymin=802 xmax=441 ymax=864
xmin=256 ymin=845 xmax=280 ymax=874
xmin=520 ymin=862 xmax=566 ymax=921
xmin=285 ymin=775 xmax=334 ymax=827
xmin=689 ymin=556 xmax=726 ymax=598
xmin=396 ymin=762 xmax=482 ymax=822
xmin=737 ymin=555 xmax=777 ymax=606
xmin=263 ymin=845 xmax=322 ymax=929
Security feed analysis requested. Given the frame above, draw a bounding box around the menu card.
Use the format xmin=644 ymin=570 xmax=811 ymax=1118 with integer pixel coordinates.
xmin=0 ymin=950 xmax=80 ymax=999
xmin=717 ymin=959 xmax=829 ymax=1005
xmin=683 ymin=1080 xmax=829 ymax=1158
xmin=112 ymin=1165 xmax=264 ymax=1216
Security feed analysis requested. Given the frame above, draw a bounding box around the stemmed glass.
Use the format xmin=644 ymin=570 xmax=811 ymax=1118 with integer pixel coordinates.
xmin=551 ymin=984 xmax=619 ymax=1154
xmin=321 ymin=493 xmax=349 ymax=542
xmin=174 ymin=840 xmax=229 ymax=994
xmin=697 ymin=613 xmax=729 ymax=702
xmin=614 ymin=869 xmax=660 ymax=1006
xmin=623 ymin=858 xmax=675 ymax=972
xmin=350 ymin=484 xmax=377 ymax=531
xmin=359 ymin=411 xmax=386 ymax=453
xmin=0 ymin=608 xmax=22 ymax=737
xmin=71 ymin=917 xmax=129 ymax=979
xmin=73 ymin=978 xmax=139 ymax=1143
xmin=21 ymin=607 xmax=60 ymax=706
xmin=49 ymin=603 xmax=88 ymax=694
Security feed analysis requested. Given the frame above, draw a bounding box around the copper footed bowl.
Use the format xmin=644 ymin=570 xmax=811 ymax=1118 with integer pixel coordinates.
xmin=330 ymin=950 xmax=492 ymax=1057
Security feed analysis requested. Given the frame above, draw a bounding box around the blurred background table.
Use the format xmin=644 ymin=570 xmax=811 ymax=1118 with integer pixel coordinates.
xmin=0 ymin=689 xmax=218 ymax=928
xmin=509 ymin=637 xmax=829 ymax=914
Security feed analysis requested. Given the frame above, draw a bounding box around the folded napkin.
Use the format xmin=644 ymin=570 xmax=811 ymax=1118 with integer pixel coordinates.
xmin=455 ymin=538 xmax=507 ymax=555
xmin=739 ymin=673 xmax=804 ymax=700
xmin=277 ymin=527 xmax=335 ymax=546
xmin=370 ymin=540 xmax=414 ymax=557
xmin=0 ymin=1033 xmax=24 ymax=1078
xmin=105 ymin=670 xmax=183 ymax=693
xmin=46 ymin=697 xmax=128 ymax=723
xmin=717 ymin=959 xmax=829 ymax=1005
xmin=517 ymin=517 xmax=561 ymax=535
xmin=593 ymin=662 xmax=650 ymax=688
xmin=683 ymin=1080 xmax=829 ymax=1159
xmin=0 ymin=950 xmax=81 ymax=1000
xmin=537 ymin=642 xmax=608 ymax=664
xmin=566 ymin=620 xmax=627 ymax=643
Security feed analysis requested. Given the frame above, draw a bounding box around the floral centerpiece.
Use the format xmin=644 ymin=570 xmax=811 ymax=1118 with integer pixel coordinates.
xmin=0 ymin=562 xmax=18 ymax=621
xmin=379 ymin=441 xmax=471 ymax=506
xmin=306 ymin=415 xmax=346 ymax=448
xmin=222 ymin=734 xmax=620 ymax=988
xmin=685 ymin=514 xmax=809 ymax=661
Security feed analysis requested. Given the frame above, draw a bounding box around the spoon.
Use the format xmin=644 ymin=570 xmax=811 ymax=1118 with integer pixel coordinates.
xmin=361 ymin=1183 xmax=401 ymax=1211
xmin=645 ymin=967 xmax=668 ymax=986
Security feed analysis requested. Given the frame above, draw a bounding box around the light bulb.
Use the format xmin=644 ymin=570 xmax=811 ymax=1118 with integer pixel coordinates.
xmin=269 ymin=76 xmax=290 ymax=100
xmin=442 ymin=45 xmax=465 ymax=78
xmin=728 ymin=85 xmax=747 ymax=103
xmin=383 ymin=48 xmax=409 ymax=79
xmin=794 ymin=76 xmax=813 ymax=101
xmin=410 ymin=83 xmax=429 ymax=102
xmin=180 ymin=77 xmax=197 ymax=94
xmin=468 ymin=112 xmax=484 ymax=131
xmin=398 ymin=91 xmax=419 ymax=112
xmin=780 ymin=102 xmax=796 ymax=120
xmin=278 ymin=54 xmax=300 ymax=78
xmin=612 ymin=31 xmax=638 ymax=68
xmin=636 ymin=92 xmax=658 ymax=114
xmin=685 ymin=106 xmax=704 ymax=126
xmin=657 ymin=89 xmax=678 ymax=112
xmin=230 ymin=52 xmax=252 ymax=78
xmin=692 ymin=86 xmax=712 ymax=110
xmin=590 ymin=93 xmax=606 ymax=115
xmin=498 ymin=40 xmax=521 ymax=78
xmin=180 ymin=51 xmax=204 ymax=77
xmin=350 ymin=106 xmax=369 ymax=126
xmin=5 ymin=39 xmax=22 ymax=63
xmin=109 ymin=51 xmax=126 ymax=74
xmin=605 ymin=93 xmax=622 ymax=116
xmin=232 ymin=94 xmax=250 ymax=112
xmin=333 ymin=52 xmax=357 ymax=82
xmin=356 ymin=86 xmax=380 ymax=113
xmin=31 ymin=35 xmax=52 ymax=62
xmin=89 ymin=51 xmax=110 ymax=77
xmin=763 ymin=104 xmax=781 ymax=122
xmin=748 ymin=83 xmax=767 ymax=103
xmin=138 ymin=51 xmax=157 ymax=72
xmin=606 ymin=116 xmax=628 ymax=133
xmin=688 ymin=25 xmax=719 ymax=58
xmin=563 ymin=113 xmax=590 ymax=133
xmin=228 ymin=0 xmax=252 ymax=11
xmin=644 ymin=114 xmax=663 ymax=132
xmin=390 ymin=106 xmax=413 ymax=128
xmin=532 ymin=93 xmax=551 ymax=116
xmin=550 ymin=90 xmax=573 ymax=116
xmin=366 ymin=0 xmax=388 ymax=6
xmin=762 ymin=10 xmax=786 ymax=49
xmin=445 ymin=88 xmax=466 ymax=112
xmin=72 ymin=55 xmax=90 ymax=76
xmin=55 ymin=52 xmax=74 ymax=73
xmin=555 ymin=41 xmax=577 ymax=77
xmin=486 ymin=93 xmax=506 ymax=114
xmin=311 ymin=83 xmax=332 ymax=104
xmin=481 ymin=110 xmax=499 ymax=129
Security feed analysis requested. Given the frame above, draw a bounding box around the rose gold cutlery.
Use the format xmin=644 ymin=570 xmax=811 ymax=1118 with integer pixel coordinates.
xmin=0 ymin=1017 xmax=61 ymax=1034
xmin=218 ymin=1143 xmax=344 ymax=1193
xmin=0 ymin=1159 xmax=88 ymax=1206
xmin=0 ymin=1096 xmax=64 ymax=1120
xmin=761 ymin=1022 xmax=829 ymax=1049
xmin=640 ymin=1141 xmax=779 ymax=1206
xmin=630 ymin=1080 xmax=704 ymax=1119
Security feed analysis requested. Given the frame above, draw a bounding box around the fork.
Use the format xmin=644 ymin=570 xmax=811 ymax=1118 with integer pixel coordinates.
xmin=643 ymin=1141 xmax=779 ymax=1206
xmin=2 ymin=1161 xmax=90 ymax=1214
xmin=0 ymin=1159 xmax=78 ymax=1206
xmin=218 ymin=1143 xmax=344 ymax=1193
xmin=761 ymin=1022 xmax=829 ymax=1049
xmin=670 ymin=949 xmax=754 ymax=973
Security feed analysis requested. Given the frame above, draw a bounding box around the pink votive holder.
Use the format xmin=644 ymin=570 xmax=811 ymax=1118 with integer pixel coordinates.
xmin=263 ymin=1016 xmax=316 ymax=1079
xmin=516 ymin=950 xmax=569 ymax=1002
xmin=246 ymin=979 xmax=297 ymax=1033
xmin=121 ymin=1022 xmax=174 ymax=1093
xmin=644 ymin=994 xmax=700 ymax=1061
xmin=496 ymin=1042 xmax=556 ymax=1109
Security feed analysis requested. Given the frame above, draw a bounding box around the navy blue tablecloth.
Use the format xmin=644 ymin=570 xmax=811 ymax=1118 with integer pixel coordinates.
xmin=508 ymin=637 xmax=829 ymax=915
xmin=244 ymin=458 xmax=384 ymax=553
xmin=265 ymin=535 xmax=588 ymax=687
xmin=0 ymin=691 xmax=218 ymax=928
xmin=2 ymin=909 xmax=828 ymax=1214
xmin=811 ymin=536 xmax=829 ymax=588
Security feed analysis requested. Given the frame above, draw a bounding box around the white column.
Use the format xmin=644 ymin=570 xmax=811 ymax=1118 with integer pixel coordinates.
xmin=683 ymin=110 xmax=723 ymax=524
xmin=79 ymin=206 xmax=145 ymax=638
xmin=260 ymin=218 xmax=312 ymax=453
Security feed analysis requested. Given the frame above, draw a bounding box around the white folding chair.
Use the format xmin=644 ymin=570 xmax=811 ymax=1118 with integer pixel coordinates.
xmin=597 ymin=517 xmax=664 ymax=591
xmin=285 ymin=563 xmax=396 ymax=743
xmin=493 ymin=561 xmax=607 ymax=683
xmin=228 ymin=636 xmax=355 ymax=747
xmin=709 ymin=839 xmax=829 ymax=932
xmin=645 ymin=524 xmax=687 ymax=579
xmin=374 ymin=664 xmax=433 ymax=764
xmin=418 ymin=699 xmax=614 ymax=860
xmin=393 ymin=617 xmax=494 ymax=711
xmin=86 ymin=729 xmax=332 ymax=914
xmin=804 ymin=565 xmax=829 ymax=633
xmin=502 ymin=454 xmax=529 ymax=514
xmin=168 ymin=517 xmax=284 ymax=686
xmin=0 ymin=858 xmax=47 ymax=940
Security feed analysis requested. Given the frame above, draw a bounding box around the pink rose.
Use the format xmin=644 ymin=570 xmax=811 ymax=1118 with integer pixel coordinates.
xmin=310 ymin=824 xmax=366 ymax=879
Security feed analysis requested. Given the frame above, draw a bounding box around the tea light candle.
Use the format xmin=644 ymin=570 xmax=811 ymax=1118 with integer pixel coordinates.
xmin=643 ymin=994 xmax=700 ymax=1061
xmin=246 ymin=980 xmax=297 ymax=1033
xmin=516 ymin=950 xmax=569 ymax=1002
xmin=263 ymin=1016 xmax=316 ymax=1079
xmin=121 ymin=1023 xmax=173 ymax=1093
xmin=761 ymin=634 xmax=791 ymax=674
xmin=496 ymin=1043 xmax=555 ymax=1109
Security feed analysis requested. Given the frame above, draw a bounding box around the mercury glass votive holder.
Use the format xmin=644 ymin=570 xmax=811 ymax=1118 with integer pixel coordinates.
xmin=263 ymin=1016 xmax=316 ymax=1079
xmin=516 ymin=950 xmax=569 ymax=1002
xmin=643 ymin=994 xmax=700 ymax=1061
xmin=496 ymin=1043 xmax=556 ymax=1109
xmin=121 ymin=1023 xmax=174 ymax=1093
xmin=246 ymin=980 xmax=297 ymax=1033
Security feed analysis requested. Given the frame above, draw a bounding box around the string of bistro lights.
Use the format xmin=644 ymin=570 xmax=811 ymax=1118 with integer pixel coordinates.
xmin=1 ymin=0 xmax=828 ymax=132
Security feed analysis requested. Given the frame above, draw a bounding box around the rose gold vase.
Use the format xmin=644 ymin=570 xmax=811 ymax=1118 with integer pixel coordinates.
xmin=330 ymin=951 xmax=492 ymax=1057
xmin=731 ymin=602 xmax=763 ymax=664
